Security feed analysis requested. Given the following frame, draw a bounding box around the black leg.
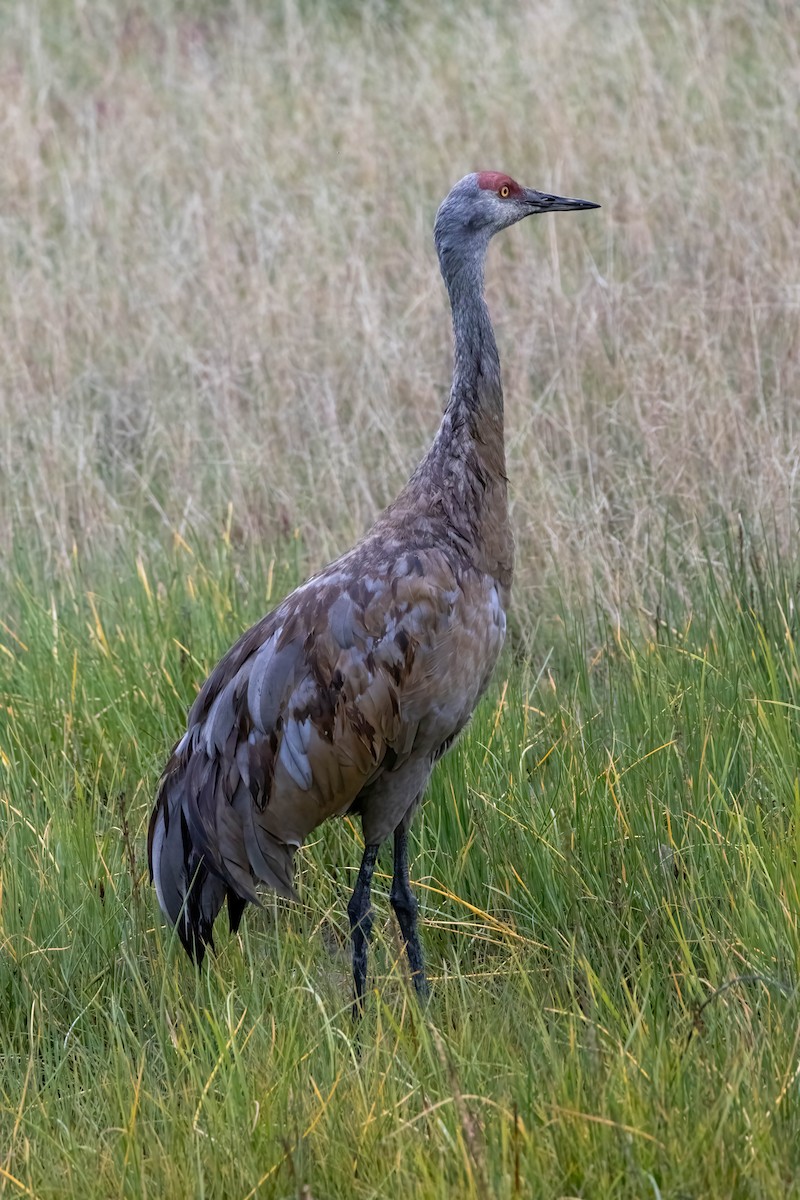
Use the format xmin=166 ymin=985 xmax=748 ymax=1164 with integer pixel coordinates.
xmin=347 ymin=843 xmax=379 ymax=1019
xmin=390 ymin=826 xmax=429 ymax=1001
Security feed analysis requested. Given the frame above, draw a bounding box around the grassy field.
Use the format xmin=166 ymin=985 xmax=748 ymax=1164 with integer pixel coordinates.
xmin=2 ymin=0 xmax=800 ymax=1196
xmin=3 ymin=537 xmax=800 ymax=1197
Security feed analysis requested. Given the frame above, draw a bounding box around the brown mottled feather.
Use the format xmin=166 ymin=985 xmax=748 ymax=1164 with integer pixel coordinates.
xmin=148 ymin=462 xmax=511 ymax=959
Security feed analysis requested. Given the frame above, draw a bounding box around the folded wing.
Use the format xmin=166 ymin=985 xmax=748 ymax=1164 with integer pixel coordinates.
xmin=147 ymin=544 xmax=488 ymax=960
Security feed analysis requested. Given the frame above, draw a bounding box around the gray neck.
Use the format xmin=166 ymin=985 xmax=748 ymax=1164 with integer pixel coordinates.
xmin=396 ymin=223 xmax=511 ymax=582
xmin=439 ymin=231 xmax=503 ymax=423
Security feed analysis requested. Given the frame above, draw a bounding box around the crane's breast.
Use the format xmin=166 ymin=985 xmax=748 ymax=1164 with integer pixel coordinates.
xmin=391 ymin=569 xmax=507 ymax=756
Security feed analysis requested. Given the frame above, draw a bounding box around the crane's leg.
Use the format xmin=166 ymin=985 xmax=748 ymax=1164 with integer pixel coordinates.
xmin=391 ymin=825 xmax=429 ymax=1001
xmin=347 ymin=842 xmax=379 ymax=1019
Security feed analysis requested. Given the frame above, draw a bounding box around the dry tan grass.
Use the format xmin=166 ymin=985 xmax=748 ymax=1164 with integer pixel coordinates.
xmin=1 ymin=0 xmax=798 ymax=622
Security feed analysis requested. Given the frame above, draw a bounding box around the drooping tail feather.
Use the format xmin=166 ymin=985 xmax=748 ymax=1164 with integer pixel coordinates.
xmin=148 ymin=724 xmax=300 ymax=961
xmin=147 ymin=774 xmax=229 ymax=965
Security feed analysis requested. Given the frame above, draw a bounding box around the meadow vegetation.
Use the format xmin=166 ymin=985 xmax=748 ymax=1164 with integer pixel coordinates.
xmin=1 ymin=0 xmax=800 ymax=1195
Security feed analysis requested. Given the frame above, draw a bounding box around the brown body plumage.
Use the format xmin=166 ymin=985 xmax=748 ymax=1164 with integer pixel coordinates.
xmin=148 ymin=171 xmax=598 ymax=1007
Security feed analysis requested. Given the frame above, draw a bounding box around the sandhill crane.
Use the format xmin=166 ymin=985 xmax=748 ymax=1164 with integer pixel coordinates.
xmin=148 ymin=172 xmax=598 ymax=1011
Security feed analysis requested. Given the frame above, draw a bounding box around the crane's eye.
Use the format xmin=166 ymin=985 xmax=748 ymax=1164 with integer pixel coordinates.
xmin=499 ymin=185 xmax=510 ymax=198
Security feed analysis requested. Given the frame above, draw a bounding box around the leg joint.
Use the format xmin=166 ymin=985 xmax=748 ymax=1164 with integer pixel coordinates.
xmin=347 ymin=891 xmax=373 ymax=928
xmin=390 ymin=886 xmax=418 ymax=921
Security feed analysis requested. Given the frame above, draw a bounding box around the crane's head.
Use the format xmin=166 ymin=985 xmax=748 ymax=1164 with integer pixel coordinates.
xmin=434 ymin=171 xmax=598 ymax=281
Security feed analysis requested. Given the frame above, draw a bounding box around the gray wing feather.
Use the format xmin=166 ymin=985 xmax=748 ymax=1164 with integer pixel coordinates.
xmin=328 ymin=593 xmax=357 ymax=648
xmin=232 ymin=788 xmax=297 ymax=898
xmin=150 ymin=805 xmax=184 ymax=926
xmin=204 ymin=677 xmax=239 ymax=756
xmin=247 ymin=636 xmax=301 ymax=733
xmin=279 ymin=715 xmax=313 ymax=789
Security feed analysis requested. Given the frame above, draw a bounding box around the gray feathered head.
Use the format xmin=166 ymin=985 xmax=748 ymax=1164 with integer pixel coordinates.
xmin=434 ymin=171 xmax=598 ymax=282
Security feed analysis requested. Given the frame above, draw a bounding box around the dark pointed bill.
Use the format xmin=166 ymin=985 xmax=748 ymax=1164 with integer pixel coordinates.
xmin=522 ymin=189 xmax=600 ymax=213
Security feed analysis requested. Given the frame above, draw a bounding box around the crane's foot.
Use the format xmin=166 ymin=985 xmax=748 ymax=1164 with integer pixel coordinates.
xmin=391 ymin=826 xmax=430 ymax=1003
xmin=347 ymin=843 xmax=379 ymax=1021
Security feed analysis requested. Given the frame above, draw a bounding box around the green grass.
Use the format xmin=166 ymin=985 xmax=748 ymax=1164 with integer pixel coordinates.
xmin=2 ymin=532 xmax=800 ymax=1198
